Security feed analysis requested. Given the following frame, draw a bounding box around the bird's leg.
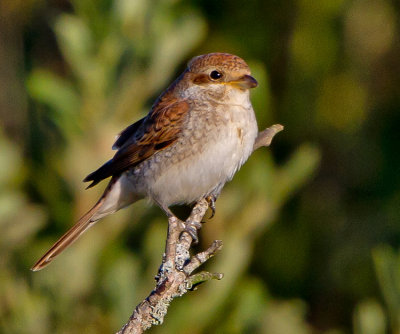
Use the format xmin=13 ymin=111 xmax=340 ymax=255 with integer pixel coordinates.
xmin=177 ymin=196 xmax=217 ymax=243
xmin=205 ymin=195 xmax=217 ymax=219
xmin=181 ymin=199 xmax=214 ymax=244
xmin=157 ymin=200 xmax=201 ymax=244
xmin=162 ymin=206 xmax=176 ymax=219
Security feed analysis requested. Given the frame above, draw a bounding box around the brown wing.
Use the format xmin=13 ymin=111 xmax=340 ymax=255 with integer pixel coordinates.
xmin=83 ymin=99 xmax=190 ymax=188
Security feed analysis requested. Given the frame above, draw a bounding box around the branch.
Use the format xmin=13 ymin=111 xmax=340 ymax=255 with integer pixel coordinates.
xmin=253 ymin=124 xmax=284 ymax=150
xmin=117 ymin=124 xmax=283 ymax=334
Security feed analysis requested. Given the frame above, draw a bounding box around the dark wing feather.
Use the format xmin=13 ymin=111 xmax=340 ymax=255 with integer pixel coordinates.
xmin=84 ymin=99 xmax=190 ymax=188
xmin=112 ymin=118 xmax=145 ymax=150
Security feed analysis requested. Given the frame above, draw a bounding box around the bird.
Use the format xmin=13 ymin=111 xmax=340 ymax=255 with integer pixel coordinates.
xmin=31 ymin=52 xmax=259 ymax=271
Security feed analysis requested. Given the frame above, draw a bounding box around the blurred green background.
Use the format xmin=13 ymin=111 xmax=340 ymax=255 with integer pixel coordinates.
xmin=1 ymin=0 xmax=399 ymax=333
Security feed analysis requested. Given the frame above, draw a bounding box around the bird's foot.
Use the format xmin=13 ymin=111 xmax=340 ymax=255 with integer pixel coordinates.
xmin=206 ymin=195 xmax=217 ymax=218
xmin=180 ymin=219 xmax=202 ymax=244
xmin=162 ymin=204 xmax=202 ymax=244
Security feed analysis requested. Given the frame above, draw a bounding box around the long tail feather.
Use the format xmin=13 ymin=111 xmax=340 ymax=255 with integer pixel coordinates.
xmin=31 ymin=198 xmax=104 ymax=272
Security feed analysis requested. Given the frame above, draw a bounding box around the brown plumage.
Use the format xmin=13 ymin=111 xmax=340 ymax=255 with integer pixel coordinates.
xmin=84 ymin=99 xmax=190 ymax=188
xmin=32 ymin=98 xmax=190 ymax=271
xmin=31 ymin=52 xmax=258 ymax=271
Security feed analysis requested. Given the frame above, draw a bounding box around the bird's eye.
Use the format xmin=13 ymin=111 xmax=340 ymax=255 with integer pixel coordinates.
xmin=210 ymin=70 xmax=223 ymax=80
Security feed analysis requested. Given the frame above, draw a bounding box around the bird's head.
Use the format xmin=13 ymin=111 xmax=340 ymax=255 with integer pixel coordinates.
xmin=177 ymin=53 xmax=258 ymax=102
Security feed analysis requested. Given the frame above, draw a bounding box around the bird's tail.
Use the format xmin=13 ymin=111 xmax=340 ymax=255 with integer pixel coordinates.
xmin=31 ymin=198 xmax=105 ymax=272
xmin=31 ymin=175 xmax=140 ymax=271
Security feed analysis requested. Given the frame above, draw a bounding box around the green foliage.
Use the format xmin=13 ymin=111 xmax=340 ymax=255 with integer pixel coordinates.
xmin=373 ymin=246 xmax=400 ymax=333
xmin=0 ymin=0 xmax=399 ymax=333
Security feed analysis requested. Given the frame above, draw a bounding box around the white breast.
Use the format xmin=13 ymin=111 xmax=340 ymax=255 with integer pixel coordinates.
xmin=149 ymin=100 xmax=258 ymax=206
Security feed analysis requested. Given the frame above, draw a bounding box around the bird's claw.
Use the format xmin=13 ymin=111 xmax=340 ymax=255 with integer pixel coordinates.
xmin=178 ymin=195 xmax=217 ymax=244
xmin=180 ymin=220 xmax=202 ymax=244
xmin=206 ymin=195 xmax=216 ymax=218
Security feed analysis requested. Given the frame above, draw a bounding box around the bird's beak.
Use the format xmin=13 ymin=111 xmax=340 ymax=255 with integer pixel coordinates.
xmin=229 ymin=74 xmax=258 ymax=89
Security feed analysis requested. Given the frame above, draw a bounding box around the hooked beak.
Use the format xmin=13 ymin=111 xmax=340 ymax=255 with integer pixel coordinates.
xmin=229 ymin=74 xmax=258 ymax=89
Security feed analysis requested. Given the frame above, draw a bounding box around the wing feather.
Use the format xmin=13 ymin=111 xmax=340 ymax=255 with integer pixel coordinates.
xmin=112 ymin=118 xmax=145 ymax=150
xmin=84 ymin=99 xmax=190 ymax=187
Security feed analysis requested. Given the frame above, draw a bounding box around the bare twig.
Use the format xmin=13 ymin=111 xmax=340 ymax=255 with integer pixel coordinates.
xmin=253 ymin=124 xmax=284 ymax=150
xmin=117 ymin=124 xmax=283 ymax=334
